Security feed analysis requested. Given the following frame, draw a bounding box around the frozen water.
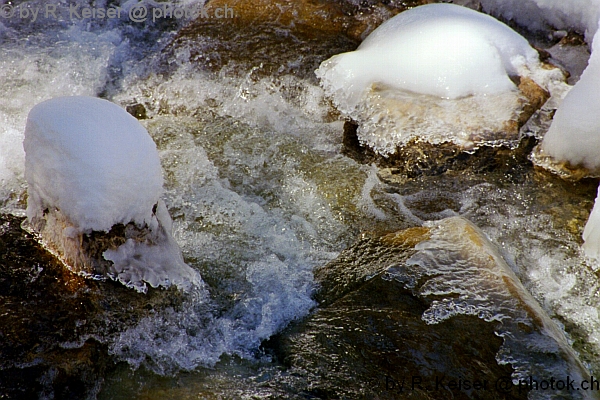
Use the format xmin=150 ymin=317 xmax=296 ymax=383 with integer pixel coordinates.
xmin=537 ymin=30 xmax=600 ymax=173
xmin=317 ymin=4 xmax=540 ymax=109
xmin=583 ymin=185 xmax=600 ymax=264
xmin=24 ymin=95 xmax=201 ymax=293
xmin=24 ymin=96 xmax=163 ymax=233
xmin=316 ymin=3 xmax=560 ymax=155
xmin=398 ymin=217 xmax=590 ymax=389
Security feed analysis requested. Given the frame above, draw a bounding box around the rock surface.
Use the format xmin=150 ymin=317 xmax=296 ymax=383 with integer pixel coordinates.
xmin=204 ymin=0 xmax=429 ymax=41
xmin=340 ymin=73 xmax=556 ymax=179
xmin=0 ymin=214 xmax=188 ymax=399
xmin=24 ymin=200 xmax=200 ymax=293
xmin=269 ymin=217 xmax=592 ymax=399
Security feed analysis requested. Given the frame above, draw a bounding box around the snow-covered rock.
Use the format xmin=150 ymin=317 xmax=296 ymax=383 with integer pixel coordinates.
xmin=24 ymin=96 xmax=201 ymax=293
xmin=316 ymin=3 xmax=561 ymax=157
xmin=24 ymin=96 xmax=163 ymax=233
xmin=532 ymin=27 xmax=600 ymax=178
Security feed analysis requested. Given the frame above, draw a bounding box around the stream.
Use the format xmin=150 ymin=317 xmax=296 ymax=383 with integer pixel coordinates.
xmin=1 ymin=1 xmax=600 ymax=399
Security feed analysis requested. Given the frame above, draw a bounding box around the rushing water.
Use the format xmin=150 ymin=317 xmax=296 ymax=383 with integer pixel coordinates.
xmin=1 ymin=0 xmax=600 ymax=398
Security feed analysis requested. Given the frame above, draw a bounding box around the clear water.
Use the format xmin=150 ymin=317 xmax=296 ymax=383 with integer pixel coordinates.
xmin=2 ymin=0 xmax=600 ymax=397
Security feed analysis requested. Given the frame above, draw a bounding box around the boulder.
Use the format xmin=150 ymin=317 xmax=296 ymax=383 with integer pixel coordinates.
xmin=341 ymin=75 xmax=555 ymax=178
xmin=268 ymin=217 xmax=592 ymax=399
xmin=0 ymin=214 xmax=187 ymax=399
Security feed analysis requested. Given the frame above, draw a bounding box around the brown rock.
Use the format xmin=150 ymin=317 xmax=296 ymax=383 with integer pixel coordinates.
xmin=268 ymin=217 xmax=592 ymax=399
xmin=205 ymin=0 xmax=349 ymax=36
xmin=341 ymin=75 xmax=553 ymax=179
xmin=0 ymin=214 xmax=185 ymax=399
xmin=203 ymin=0 xmax=425 ymax=40
xmin=530 ymin=145 xmax=598 ymax=181
xmin=516 ymin=76 xmax=550 ymax=127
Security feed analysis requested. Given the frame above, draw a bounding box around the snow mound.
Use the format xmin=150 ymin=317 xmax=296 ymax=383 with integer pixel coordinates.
xmin=317 ymin=3 xmax=540 ymax=111
xmin=24 ymin=96 xmax=201 ymax=293
xmin=534 ymin=30 xmax=600 ymax=175
xmin=316 ymin=4 xmax=556 ymax=155
xmin=24 ymin=96 xmax=163 ymax=232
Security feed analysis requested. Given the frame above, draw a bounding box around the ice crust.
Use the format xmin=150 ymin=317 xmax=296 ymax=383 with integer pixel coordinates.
xmin=397 ymin=217 xmax=589 ymax=390
xmin=583 ymin=185 xmax=600 ymax=264
xmin=24 ymin=96 xmax=163 ymax=233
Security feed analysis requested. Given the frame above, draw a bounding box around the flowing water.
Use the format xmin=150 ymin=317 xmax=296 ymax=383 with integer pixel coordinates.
xmin=1 ymin=1 xmax=600 ymax=398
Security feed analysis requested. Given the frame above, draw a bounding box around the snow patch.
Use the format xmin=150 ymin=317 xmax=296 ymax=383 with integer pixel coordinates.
xmin=24 ymin=96 xmax=200 ymax=293
xmin=536 ymin=30 xmax=600 ymax=173
xmin=24 ymin=95 xmax=163 ymax=232
xmin=317 ymin=4 xmax=540 ymax=110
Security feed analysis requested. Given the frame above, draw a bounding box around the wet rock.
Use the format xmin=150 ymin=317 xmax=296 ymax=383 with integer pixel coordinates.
xmin=167 ymin=19 xmax=357 ymax=81
xmin=126 ymin=103 xmax=148 ymax=120
xmin=268 ymin=217 xmax=592 ymax=399
xmin=343 ymin=120 xmax=539 ymax=180
xmin=530 ymin=147 xmax=599 ymax=181
xmin=24 ymin=199 xmax=199 ymax=293
xmin=166 ymin=0 xmax=439 ymax=83
xmin=204 ymin=0 xmax=430 ymax=41
xmin=341 ymin=74 xmax=554 ymax=179
xmin=516 ymin=76 xmax=552 ymax=127
xmin=0 ymin=213 xmax=190 ymax=399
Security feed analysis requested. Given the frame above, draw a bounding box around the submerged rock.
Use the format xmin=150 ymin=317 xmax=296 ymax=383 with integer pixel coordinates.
xmin=343 ymin=120 xmax=539 ymax=180
xmin=166 ymin=14 xmax=358 ymax=82
xmin=269 ymin=217 xmax=592 ymax=399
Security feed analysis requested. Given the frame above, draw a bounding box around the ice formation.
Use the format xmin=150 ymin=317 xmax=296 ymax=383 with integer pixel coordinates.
xmin=534 ymin=25 xmax=600 ymax=175
xmin=24 ymin=96 xmax=200 ymax=292
xmin=401 ymin=217 xmax=590 ymax=386
xmin=538 ymin=43 xmax=600 ymax=171
xmin=316 ymin=3 xmax=556 ymax=155
xmin=583 ymin=185 xmax=600 ymax=264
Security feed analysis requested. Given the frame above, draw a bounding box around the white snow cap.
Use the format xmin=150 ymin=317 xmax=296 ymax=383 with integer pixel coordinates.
xmin=24 ymin=96 xmax=163 ymax=232
xmin=538 ymin=27 xmax=600 ymax=172
xmin=316 ymin=3 xmax=540 ymax=112
xmin=584 ymin=184 xmax=600 ymax=264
